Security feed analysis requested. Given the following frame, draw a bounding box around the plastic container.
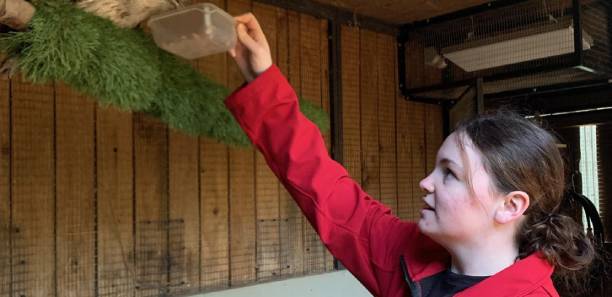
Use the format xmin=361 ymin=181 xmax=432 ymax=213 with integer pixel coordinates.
xmin=148 ymin=3 xmax=236 ymax=59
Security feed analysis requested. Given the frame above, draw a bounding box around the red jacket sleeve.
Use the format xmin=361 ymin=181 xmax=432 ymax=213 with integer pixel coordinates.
xmin=225 ymin=65 xmax=416 ymax=295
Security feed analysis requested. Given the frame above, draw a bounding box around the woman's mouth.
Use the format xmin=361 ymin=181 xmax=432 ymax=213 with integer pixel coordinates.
xmin=422 ymin=204 xmax=435 ymax=211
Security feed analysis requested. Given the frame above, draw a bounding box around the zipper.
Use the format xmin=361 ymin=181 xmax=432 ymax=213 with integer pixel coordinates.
xmin=400 ymin=255 xmax=422 ymax=297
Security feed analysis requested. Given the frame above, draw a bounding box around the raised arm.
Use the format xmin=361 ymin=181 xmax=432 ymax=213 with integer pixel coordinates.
xmin=226 ymin=13 xmax=423 ymax=296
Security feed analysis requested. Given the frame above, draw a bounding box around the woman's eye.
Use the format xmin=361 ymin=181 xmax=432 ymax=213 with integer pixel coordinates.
xmin=443 ymin=168 xmax=456 ymax=180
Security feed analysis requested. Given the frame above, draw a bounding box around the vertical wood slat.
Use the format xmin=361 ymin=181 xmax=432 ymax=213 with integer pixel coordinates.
xmin=11 ymin=79 xmax=55 ymax=297
xmin=227 ymin=0 xmax=256 ymax=287
xmin=252 ymin=2 xmax=281 ymax=282
xmin=396 ymin=98 xmax=413 ymax=220
xmin=300 ymin=13 xmax=326 ymax=274
xmin=166 ymin=1 xmax=204 ymax=289
xmin=400 ymin=37 xmax=423 ymax=221
xmin=341 ymin=25 xmax=362 ymax=189
xmin=55 ymin=84 xmax=95 ymax=297
xmin=134 ymin=113 xmax=168 ymax=297
xmin=197 ymin=0 xmax=230 ymax=289
xmin=401 ymin=32 xmax=427 ymax=221
xmin=168 ymin=129 xmax=200 ymax=295
xmin=409 ymin=103 xmax=426 ymax=221
xmin=199 ymin=132 xmax=230 ymax=290
xmin=425 ymin=105 xmax=443 ymax=174
xmin=360 ymin=29 xmax=380 ymax=199
xmin=0 ymin=76 xmax=10 ymax=297
xmin=279 ymin=9 xmax=304 ymax=277
xmin=196 ymin=0 xmax=230 ymax=289
xmin=377 ymin=33 xmax=398 ymax=214
xmin=97 ymin=105 xmax=135 ymax=297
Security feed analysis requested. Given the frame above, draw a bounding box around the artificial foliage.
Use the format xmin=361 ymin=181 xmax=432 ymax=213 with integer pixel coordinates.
xmin=0 ymin=1 xmax=329 ymax=146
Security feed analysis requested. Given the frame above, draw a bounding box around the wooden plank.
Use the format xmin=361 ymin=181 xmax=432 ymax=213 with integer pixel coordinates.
xmin=252 ymin=2 xmax=281 ymax=282
xmin=134 ymin=113 xmax=169 ymax=297
xmin=194 ymin=0 xmax=230 ymax=290
xmin=409 ymin=102 xmax=426 ymax=221
xmin=319 ymin=19 xmax=335 ymax=272
xmin=55 ymin=84 xmax=95 ymax=297
xmin=97 ymin=105 xmax=135 ymax=297
xmin=377 ymin=33 xmax=398 ymax=214
xmin=11 ymin=79 xmax=55 ymax=297
xmin=199 ymin=136 xmax=230 ymax=290
xmin=168 ymin=130 xmax=200 ymax=295
xmin=0 ymin=75 xmax=10 ymax=297
xmin=276 ymin=7 xmax=289 ymax=77
xmin=300 ymin=12 xmax=325 ymax=275
xmin=279 ymin=9 xmax=304 ymax=278
xmin=163 ymin=0 xmax=203 ymax=288
xmin=340 ymin=25 xmax=361 ymax=188
xmin=396 ymin=98 xmax=413 ymax=221
xmin=425 ymin=105 xmax=443 ymax=174
xmin=359 ymin=29 xmax=380 ymax=199
xmin=401 ymin=33 xmax=427 ymax=221
xmin=227 ymin=0 xmax=256 ymax=287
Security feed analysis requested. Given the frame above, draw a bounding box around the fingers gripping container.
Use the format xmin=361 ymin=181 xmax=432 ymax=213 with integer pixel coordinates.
xmin=148 ymin=3 xmax=236 ymax=59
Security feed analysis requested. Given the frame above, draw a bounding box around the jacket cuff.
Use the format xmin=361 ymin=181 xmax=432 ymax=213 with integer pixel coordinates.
xmin=225 ymin=65 xmax=289 ymax=116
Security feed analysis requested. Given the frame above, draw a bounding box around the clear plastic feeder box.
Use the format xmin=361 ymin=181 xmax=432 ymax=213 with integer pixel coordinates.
xmin=148 ymin=3 xmax=236 ymax=59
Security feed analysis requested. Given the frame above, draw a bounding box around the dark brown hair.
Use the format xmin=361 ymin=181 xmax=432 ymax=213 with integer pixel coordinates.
xmin=455 ymin=111 xmax=596 ymax=293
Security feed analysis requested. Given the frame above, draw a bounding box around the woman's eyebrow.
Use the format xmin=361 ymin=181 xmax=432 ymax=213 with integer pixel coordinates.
xmin=439 ymin=158 xmax=462 ymax=170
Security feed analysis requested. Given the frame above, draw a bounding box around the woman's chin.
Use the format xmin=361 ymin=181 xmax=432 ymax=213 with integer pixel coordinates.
xmin=417 ymin=217 xmax=433 ymax=234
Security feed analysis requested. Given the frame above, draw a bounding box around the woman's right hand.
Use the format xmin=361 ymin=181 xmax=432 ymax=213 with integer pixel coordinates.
xmin=229 ymin=13 xmax=273 ymax=82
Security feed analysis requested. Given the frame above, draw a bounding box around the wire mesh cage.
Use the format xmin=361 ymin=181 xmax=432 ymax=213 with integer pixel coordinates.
xmin=399 ymin=0 xmax=612 ymax=101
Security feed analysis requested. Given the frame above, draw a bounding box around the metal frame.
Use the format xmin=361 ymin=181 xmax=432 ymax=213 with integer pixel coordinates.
xmin=327 ymin=18 xmax=345 ymax=271
xmin=486 ymin=78 xmax=612 ymax=101
xmin=486 ymin=78 xmax=612 ymax=113
xmin=543 ymin=108 xmax=612 ymax=128
xmin=397 ymin=0 xmax=588 ymax=104
xmin=328 ymin=18 xmax=343 ymax=167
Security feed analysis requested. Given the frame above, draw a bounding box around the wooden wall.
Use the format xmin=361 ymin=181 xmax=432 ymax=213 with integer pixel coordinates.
xmin=0 ymin=2 xmax=444 ymax=297
xmin=341 ymin=25 xmax=443 ymax=220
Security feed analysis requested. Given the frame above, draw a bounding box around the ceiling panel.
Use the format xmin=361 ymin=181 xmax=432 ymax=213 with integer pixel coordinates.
xmin=312 ymin=0 xmax=492 ymax=24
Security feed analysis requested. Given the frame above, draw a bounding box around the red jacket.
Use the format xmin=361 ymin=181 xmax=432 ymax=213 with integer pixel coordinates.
xmin=225 ymin=65 xmax=560 ymax=297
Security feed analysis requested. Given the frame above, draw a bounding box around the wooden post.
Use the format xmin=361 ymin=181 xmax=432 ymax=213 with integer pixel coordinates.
xmin=0 ymin=0 xmax=35 ymax=30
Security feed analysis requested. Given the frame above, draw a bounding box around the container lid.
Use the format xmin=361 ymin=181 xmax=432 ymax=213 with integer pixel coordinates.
xmin=148 ymin=2 xmax=230 ymax=25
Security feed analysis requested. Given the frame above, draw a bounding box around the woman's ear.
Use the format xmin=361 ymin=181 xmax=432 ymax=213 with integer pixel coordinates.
xmin=494 ymin=191 xmax=529 ymax=224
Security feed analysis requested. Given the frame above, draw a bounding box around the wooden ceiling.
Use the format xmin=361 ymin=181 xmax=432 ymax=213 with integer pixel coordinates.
xmin=312 ymin=0 xmax=492 ymax=24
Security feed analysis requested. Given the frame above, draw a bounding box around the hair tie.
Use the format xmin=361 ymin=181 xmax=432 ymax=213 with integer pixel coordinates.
xmin=542 ymin=212 xmax=559 ymax=223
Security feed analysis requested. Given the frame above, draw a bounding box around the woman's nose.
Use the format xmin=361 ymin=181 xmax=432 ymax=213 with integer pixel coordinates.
xmin=419 ymin=172 xmax=435 ymax=193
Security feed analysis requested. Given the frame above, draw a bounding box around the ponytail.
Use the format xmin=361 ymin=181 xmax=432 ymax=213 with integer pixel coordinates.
xmin=517 ymin=211 xmax=596 ymax=294
xmin=518 ymin=211 xmax=594 ymax=270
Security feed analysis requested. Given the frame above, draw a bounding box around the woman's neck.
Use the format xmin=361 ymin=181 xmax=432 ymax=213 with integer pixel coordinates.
xmin=447 ymin=235 xmax=519 ymax=276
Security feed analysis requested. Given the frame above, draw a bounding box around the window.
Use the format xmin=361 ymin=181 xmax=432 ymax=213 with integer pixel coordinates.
xmin=579 ymin=125 xmax=599 ymax=230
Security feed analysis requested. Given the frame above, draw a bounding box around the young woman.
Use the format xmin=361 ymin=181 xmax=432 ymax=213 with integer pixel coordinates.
xmin=225 ymin=13 xmax=595 ymax=297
